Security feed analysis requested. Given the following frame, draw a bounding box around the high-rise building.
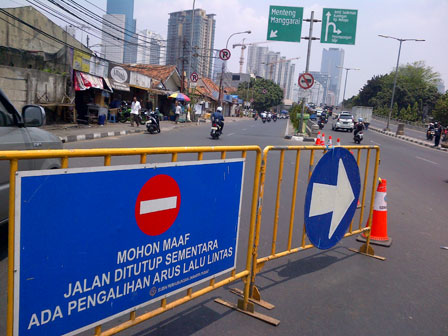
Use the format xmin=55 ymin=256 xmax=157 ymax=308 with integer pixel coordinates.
xmin=246 ymin=45 xmax=268 ymax=77
xmin=136 ymin=30 xmax=166 ymax=65
xmin=166 ymin=9 xmax=216 ymax=79
xmin=212 ymin=49 xmax=225 ymax=82
xmin=102 ymin=0 xmax=137 ymax=64
xmin=246 ymin=45 xmax=296 ymax=100
xmin=309 ymin=71 xmax=331 ymax=105
xmin=320 ymin=48 xmax=344 ymax=104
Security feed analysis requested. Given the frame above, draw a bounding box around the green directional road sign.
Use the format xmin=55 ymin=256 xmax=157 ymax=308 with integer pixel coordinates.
xmin=267 ymin=6 xmax=303 ymax=43
xmin=321 ymin=8 xmax=358 ymax=45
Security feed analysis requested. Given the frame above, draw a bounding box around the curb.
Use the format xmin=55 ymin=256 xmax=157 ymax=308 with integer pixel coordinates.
xmin=369 ymin=126 xmax=448 ymax=152
xmin=59 ymin=128 xmax=147 ymax=143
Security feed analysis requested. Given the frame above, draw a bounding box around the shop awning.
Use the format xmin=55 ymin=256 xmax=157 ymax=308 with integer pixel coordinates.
xmin=109 ymin=79 xmax=130 ymax=92
xmin=74 ymin=71 xmax=104 ymax=91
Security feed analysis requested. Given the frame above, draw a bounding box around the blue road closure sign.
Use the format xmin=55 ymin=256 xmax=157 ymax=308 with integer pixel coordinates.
xmin=304 ymin=147 xmax=360 ymax=249
xmin=14 ymin=159 xmax=244 ymax=336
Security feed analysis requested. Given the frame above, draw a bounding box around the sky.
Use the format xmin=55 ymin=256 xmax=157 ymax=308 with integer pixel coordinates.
xmin=2 ymin=0 xmax=448 ymax=101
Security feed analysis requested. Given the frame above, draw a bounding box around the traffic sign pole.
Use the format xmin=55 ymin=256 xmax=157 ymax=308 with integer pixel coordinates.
xmin=298 ymin=11 xmax=320 ymax=133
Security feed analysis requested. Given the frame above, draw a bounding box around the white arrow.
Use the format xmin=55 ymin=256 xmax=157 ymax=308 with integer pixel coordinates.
xmin=309 ymin=159 xmax=355 ymax=239
xmin=270 ymin=30 xmax=278 ymax=38
xmin=324 ymin=11 xmax=339 ymax=41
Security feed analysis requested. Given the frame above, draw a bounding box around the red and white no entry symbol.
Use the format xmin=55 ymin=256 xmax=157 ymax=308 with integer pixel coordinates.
xmin=135 ymin=175 xmax=181 ymax=236
xmin=298 ymin=73 xmax=314 ymax=90
xmin=219 ymin=48 xmax=231 ymax=61
xmin=190 ymin=72 xmax=198 ymax=82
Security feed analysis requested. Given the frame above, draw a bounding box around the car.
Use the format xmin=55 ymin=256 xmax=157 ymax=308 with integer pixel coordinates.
xmin=332 ymin=113 xmax=354 ymax=132
xmin=0 ymin=88 xmax=62 ymax=226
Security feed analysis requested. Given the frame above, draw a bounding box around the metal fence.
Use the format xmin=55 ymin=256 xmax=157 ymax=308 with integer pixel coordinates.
xmin=235 ymin=145 xmax=381 ymax=311
xmin=1 ymin=146 xmax=261 ymax=336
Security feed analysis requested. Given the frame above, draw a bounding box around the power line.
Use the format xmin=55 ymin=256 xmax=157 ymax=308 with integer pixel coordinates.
xmin=0 ymin=8 xmax=167 ymax=71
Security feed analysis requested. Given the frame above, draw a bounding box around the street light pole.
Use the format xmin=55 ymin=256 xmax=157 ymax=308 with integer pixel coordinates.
xmin=218 ymin=30 xmax=251 ymax=106
xmin=187 ymin=0 xmax=195 ymax=93
xmin=337 ymin=66 xmax=360 ymax=110
xmin=378 ymin=34 xmax=425 ymax=131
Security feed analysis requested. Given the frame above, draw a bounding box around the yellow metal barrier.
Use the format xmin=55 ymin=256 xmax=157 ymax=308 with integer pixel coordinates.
xmin=238 ymin=145 xmax=381 ymax=311
xmin=2 ymin=146 xmax=262 ymax=336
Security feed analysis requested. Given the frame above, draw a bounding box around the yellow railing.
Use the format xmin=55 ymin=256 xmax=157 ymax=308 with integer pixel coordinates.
xmin=1 ymin=146 xmax=262 ymax=336
xmin=241 ymin=145 xmax=381 ymax=307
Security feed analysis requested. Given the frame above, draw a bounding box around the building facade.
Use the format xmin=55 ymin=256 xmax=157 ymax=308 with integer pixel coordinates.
xmin=246 ymin=45 xmax=268 ymax=78
xmin=320 ymin=48 xmax=344 ymax=104
xmin=102 ymin=0 xmax=137 ymax=64
xmin=166 ymin=9 xmax=216 ymax=79
xmin=136 ymin=30 xmax=166 ymax=65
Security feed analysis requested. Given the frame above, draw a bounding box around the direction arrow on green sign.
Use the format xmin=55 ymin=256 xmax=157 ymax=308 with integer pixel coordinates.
xmin=267 ymin=5 xmax=303 ymax=43
xmin=321 ymin=8 xmax=358 ymax=45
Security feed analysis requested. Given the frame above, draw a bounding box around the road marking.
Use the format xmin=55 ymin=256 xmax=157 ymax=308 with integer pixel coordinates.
xmin=416 ymin=156 xmax=439 ymax=165
xmin=227 ymin=132 xmax=235 ymax=136
xmin=140 ymin=196 xmax=178 ymax=215
xmin=370 ymin=140 xmax=381 ymax=145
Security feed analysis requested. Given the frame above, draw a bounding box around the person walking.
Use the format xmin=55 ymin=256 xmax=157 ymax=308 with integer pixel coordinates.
xmin=175 ymin=101 xmax=181 ymax=124
xmin=130 ymin=97 xmax=141 ymax=127
xmin=434 ymin=121 xmax=443 ymax=147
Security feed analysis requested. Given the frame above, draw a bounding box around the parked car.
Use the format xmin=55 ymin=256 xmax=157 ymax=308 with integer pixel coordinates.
xmin=332 ymin=113 xmax=354 ymax=132
xmin=0 ymin=88 xmax=62 ymax=226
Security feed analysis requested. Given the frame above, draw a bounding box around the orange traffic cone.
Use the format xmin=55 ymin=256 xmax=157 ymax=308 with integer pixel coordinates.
xmin=321 ymin=133 xmax=326 ymax=146
xmin=357 ymin=179 xmax=392 ymax=247
xmin=327 ymin=135 xmax=333 ymax=147
xmin=315 ymin=131 xmax=321 ymax=145
xmin=336 ymin=138 xmax=341 ymax=146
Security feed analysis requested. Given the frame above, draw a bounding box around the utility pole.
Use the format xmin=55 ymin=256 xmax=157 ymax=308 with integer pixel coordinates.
xmin=298 ymin=11 xmax=320 ymax=133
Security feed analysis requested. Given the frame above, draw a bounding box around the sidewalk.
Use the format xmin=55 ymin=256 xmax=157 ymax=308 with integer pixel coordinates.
xmin=369 ymin=125 xmax=448 ymax=152
xmin=43 ymin=117 xmax=245 ymax=143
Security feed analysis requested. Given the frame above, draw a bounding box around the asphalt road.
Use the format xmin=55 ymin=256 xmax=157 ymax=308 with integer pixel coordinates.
xmin=369 ymin=117 xmax=429 ymax=141
xmin=1 ymin=118 xmax=447 ymax=336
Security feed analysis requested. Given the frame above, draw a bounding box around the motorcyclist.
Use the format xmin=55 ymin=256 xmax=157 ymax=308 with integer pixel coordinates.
xmin=211 ymin=106 xmax=225 ymax=133
xmin=354 ymin=118 xmax=365 ymax=136
xmin=261 ymin=111 xmax=267 ymax=119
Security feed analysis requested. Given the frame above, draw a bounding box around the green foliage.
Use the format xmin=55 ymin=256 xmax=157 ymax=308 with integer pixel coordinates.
xmin=433 ymin=92 xmax=448 ymax=125
xmin=289 ymin=102 xmax=303 ymax=130
xmin=237 ymin=77 xmax=283 ymax=112
xmin=346 ymin=61 xmax=441 ymax=121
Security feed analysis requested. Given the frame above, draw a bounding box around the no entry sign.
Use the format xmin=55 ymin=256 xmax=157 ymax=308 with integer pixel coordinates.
xmin=298 ymin=72 xmax=314 ymax=89
xmin=135 ymin=174 xmax=181 ymax=236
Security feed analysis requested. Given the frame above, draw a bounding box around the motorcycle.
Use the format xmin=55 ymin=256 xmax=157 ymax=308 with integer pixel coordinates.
xmin=426 ymin=129 xmax=435 ymax=140
xmin=117 ymin=102 xmax=131 ymax=123
xmin=145 ymin=111 xmax=161 ymax=134
xmin=272 ymin=114 xmax=277 ymax=122
xmin=210 ymin=122 xmax=222 ymax=139
xmin=354 ymin=131 xmax=364 ymax=144
xmin=318 ymin=119 xmax=325 ymax=129
xmin=262 ymin=115 xmax=266 ymax=123
xmin=254 ymin=113 xmax=258 ymax=121
xmin=267 ymin=113 xmax=272 ymax=122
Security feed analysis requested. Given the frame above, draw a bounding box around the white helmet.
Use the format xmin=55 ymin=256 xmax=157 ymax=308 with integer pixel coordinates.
xmin=217 ymin=106 xmax=223 ymax=112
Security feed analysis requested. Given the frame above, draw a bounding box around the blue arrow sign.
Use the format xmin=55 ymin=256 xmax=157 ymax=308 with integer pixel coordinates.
xmin=304 ymin=147 xmax=361 ymax=249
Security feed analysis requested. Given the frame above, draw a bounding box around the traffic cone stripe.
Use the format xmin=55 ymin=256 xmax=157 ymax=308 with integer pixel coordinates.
xmin=373 ymin=191 xmax=387 ymax=212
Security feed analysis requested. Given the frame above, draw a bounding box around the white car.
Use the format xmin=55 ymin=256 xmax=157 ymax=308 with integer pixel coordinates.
xmin=332 ymin=113 xmax=354 ymax=132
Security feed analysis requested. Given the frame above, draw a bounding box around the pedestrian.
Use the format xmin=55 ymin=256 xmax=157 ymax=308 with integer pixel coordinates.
xmin=130 ymin=96 xmax=141 ymax=127
xmin=175 ymin=101 xmax=181 ymax=124
xmin=434 ymin=121 xmax=443 ymax=147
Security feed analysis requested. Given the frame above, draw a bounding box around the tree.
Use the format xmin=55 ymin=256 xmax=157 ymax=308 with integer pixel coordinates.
xmin=237 ymin=77 xmax=283 ymax=112
xmin=433 ymin=92 xmax=448 ymax=125
xmin=349 ymin=61 xmax=441 ymax=120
